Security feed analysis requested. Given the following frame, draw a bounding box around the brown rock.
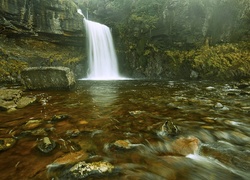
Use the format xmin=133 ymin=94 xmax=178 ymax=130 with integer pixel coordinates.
xmin=113 ymin=140 xmax=132 ymax=149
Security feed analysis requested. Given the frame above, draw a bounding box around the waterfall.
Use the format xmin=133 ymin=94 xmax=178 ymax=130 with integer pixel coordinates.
xmin=77 ymin=8 xmax=122 ymax=80
xmin=84 ymin=19 xmax=121 ymax=80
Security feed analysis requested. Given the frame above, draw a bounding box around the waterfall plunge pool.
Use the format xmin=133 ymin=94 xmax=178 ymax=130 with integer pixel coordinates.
xmin=0 ymin=80 xmax=249 ymax=179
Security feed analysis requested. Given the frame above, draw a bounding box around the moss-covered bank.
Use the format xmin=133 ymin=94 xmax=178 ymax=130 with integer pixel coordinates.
xmin=0 ymin=35 xmax=86 ymax=83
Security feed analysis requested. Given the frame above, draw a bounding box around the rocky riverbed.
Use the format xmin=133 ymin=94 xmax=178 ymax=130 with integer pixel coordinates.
xmin=0 ymin=80 xmax=249 ymax=179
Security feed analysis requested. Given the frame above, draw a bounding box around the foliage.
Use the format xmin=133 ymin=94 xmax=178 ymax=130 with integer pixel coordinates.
xmin=0 ymin=59 xmax=28 ymax=82
xmin=193 ymin=42 xmax=250 ymax=79
xmin=164 ymin=49 xmax=197 ymax=71
xmin=164 ymin=42 xmax=250 ymax=80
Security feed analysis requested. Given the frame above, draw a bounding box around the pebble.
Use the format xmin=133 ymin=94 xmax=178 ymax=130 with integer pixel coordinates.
xmin=0 ymin=138 xmax=16 ymax=151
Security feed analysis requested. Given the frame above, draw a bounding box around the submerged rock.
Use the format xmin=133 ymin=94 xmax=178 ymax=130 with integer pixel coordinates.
xmin=23 ymin=120 xmax=43 ymax=130
xmin=51 ymin=114 xmax=70 ymax=122
xmin=0 ymin=138 xmax=16 ymax=151
xmin=50 ymin=150 xmax=88 ymax=166
xmin=66 ymin=129 xmax=80 ymax=137
xmin=37 ymin=137 xmax=56 ymax=153
xmin=69 ymin=161 xmax=115 ymax=179
xmin=21 ymin=67 xmax=75 ymax=90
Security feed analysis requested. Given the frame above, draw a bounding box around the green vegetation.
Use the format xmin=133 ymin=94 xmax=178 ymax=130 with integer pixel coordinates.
xmin=164 ymin=42 xmax=250 ymax=80
xmin=0 ymin=36 xmax=85 ymax=82
xmin=0 ymin=59 xmax=28 ymax=82
xmin=193 ymin=42 xmax=250 ymax=79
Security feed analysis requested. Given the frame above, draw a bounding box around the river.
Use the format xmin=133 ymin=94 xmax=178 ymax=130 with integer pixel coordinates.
xmin=0 ymin=80 xmax=249 ymax=179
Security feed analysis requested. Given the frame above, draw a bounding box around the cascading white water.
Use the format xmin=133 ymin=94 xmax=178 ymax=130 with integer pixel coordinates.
xmin=84 ymin=19 xmax=121 ymax=80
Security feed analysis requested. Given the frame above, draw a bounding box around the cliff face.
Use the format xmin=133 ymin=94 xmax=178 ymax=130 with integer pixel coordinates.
xmin=0 ymin=0 xmax=87 ymax=82
xmin=0 ymin=0 xmax=84 ymax=45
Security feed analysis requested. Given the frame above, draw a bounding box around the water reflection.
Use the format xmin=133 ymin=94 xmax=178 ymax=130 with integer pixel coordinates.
xmin=87 ymin=81 xmax=119 ymax=107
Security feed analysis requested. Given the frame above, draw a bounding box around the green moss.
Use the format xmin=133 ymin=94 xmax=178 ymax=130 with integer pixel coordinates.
xmin=0 ymin=59 xmax=28 ymax=82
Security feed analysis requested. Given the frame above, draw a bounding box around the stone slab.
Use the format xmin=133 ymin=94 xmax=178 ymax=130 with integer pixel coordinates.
xmin=21 ymin=67 xmax=75 ymax=90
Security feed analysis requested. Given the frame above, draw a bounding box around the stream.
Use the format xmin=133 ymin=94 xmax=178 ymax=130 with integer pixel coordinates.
xmin=0 ymin=80 xmax=249 ymax=179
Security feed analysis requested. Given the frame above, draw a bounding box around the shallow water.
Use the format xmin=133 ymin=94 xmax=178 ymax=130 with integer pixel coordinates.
xmin=0 ymin=80 xmax=249 ymax=179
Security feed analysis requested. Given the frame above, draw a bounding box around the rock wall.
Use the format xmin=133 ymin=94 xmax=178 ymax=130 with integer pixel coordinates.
xmin=0 ymin=0 xmax=84 ymax=45
xmin=0 ymin=0 xmax=87 ymax=83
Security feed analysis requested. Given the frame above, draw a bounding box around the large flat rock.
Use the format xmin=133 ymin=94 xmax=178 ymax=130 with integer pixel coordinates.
xmin=21 ymin=67 xmax=75 ymax=90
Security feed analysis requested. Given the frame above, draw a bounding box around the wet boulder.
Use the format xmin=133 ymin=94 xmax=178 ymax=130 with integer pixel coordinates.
xmin=160 ymin=120 xmax=180 ymax=136
xmin=69 ymin=161 xmax=115 ymax=179
xmin=21 ymin=67 xmax=75 ymax=90
xmin=170 ymin=136 xmax=200 ymax=156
